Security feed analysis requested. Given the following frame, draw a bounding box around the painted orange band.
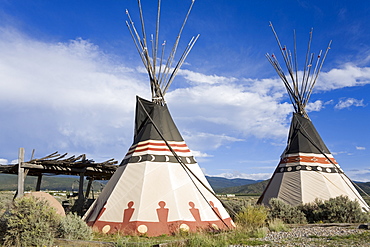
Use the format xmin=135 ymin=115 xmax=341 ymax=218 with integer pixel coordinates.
xmin=279 ymin=155 xmax=337 ymax=165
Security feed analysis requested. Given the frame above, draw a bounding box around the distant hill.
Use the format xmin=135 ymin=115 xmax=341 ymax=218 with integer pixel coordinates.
xmin=1 ymin=173 xmax=369 ymax=199
xmin=0 ymin=173 xmax=260 ymax=191
xmin=213 ymin=179 xmax=370 ymax=197
xmin=0 ymin=174 xmax=261 ymax=191
xmin=214 ymin=180 xmax=270 ymax=195
xmin=0 ymin=173 xmax=105 ymax=191
xmin=354 ymin=182 xmax=370 ymax=197
xmin=205 ymin=176 xmax=261 ymax=190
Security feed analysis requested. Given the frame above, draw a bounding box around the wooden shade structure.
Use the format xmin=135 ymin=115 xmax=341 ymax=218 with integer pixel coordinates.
xmin=0 ymin=148 xmax=118 ymax=214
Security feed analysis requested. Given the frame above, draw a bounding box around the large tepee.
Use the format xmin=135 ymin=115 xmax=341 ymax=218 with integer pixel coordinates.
xmin=257 ymin=23 xmax=369 ymax=211
xmin=84 ymin=0 xmax=234 ymax=236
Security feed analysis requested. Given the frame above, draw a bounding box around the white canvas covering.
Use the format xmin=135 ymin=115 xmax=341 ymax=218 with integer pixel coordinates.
xmin=259 ymin=151 xmax=369 ymax=211
xmin=84 ymin=97 xmax=234 ymax=236
xmin=84 ymin=140 xmax=234 ymax=236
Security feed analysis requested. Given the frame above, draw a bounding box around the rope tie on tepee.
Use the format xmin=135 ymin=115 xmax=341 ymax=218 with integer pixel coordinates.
xmin=137 ymin=98 xmax=235 ymax=228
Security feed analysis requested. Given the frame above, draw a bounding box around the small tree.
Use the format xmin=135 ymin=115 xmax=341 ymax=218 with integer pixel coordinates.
xmin=236 ymin=204 xmax=268 ymax=229
xmin=3 ymin=196 xmax=61 ymax=247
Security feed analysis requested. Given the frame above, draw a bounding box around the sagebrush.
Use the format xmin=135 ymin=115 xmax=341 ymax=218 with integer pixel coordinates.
xmin=236 ymin=204 xmax=268 ymax=229
xmin=268 ymin=198 xmax=307 ymax=224
xmin=297 ymin=195 xmax=370 ymax=223
xmin=268 ymin=196 xmax=369 ymax=224
xmin=268 ymin=218 xmax=290 ymax=232
xmin=1 ymin=195 xmax=94 ymax=247
xmin=2 ymin=196 xmax=61 ymax=247
xmin=58 ymin=213 xmax=93 ymax=240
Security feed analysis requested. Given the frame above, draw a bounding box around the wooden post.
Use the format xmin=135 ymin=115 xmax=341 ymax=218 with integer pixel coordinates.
xmin=70 ymin=171 xmax=86 ymax=215
xmin=36 ymin=174 xmax=42 ymax=191
xmin=85 ymin=177 xmax=93 ymax=199
xmin=73 ymin=171 xmax=85 ymax=215
xmin=78 ymin=172 xmax=85 ymax=203
xmin=17 ymin=148 xmax=25 ymax=198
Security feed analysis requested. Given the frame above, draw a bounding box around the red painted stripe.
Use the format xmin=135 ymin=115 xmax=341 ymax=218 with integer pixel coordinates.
xmin=135 ymin=142 xmax=188 ymax=148
xmin=126 ymin=142 xmax=189 ymax=154
xmin=133 ymin=147 xmax=191 ymax=153
xmin=279 ymin=155 xmax=337 ymax=165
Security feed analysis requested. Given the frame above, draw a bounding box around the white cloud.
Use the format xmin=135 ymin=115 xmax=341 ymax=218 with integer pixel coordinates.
xmin=317 ymin=63 xmax=370 ymax=91
xmin=356 ymin=146 xmax=366 ymax=150
xmin=211 ymin=171 xmax=272 ymax=181
xmin=306 ymin=100 xmax=324 ymax=112
xmin=10 ymin=159 xmax=18 ymax=164
xmin=0 ymin=26 xmax=149 ymax=160
xmin=167 ymin=79 xmax=292 ymax=140
xmin=0 ymin=158 xmax=8 ymax=165
xmin=179 ymin=69 xmax=237 ymax=85
xmin=334 ymin=98 xmax=365 ymax=109
xmin=191 ymin=150 xmax=213 ymax=158
xmin=331 ymin=150 xmax=348 ymax=156
xmin=346 ymin=169 xmax=370 ymax=182
xmin=182 ymin=131 xmax=243 ymax=151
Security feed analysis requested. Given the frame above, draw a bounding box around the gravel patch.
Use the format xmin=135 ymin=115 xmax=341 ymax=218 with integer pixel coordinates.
xmin=239 ymin=224 xmax=369 ymax=247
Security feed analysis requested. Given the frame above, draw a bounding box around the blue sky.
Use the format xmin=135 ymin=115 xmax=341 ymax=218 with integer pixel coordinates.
xmin=0 ymin=0 xmax=369 ymax=182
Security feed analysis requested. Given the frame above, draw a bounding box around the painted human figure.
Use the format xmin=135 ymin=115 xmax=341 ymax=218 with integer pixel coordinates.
xmin=123 ymin=201 xmax=135 ymax=223
xmin=209 ymin=201 xmax=221 ymax=218
xmin=156 ymin=201 xmax=170 ymax=234
xmin=156 ymin=201 xmax=169 ymax=223
xmin=189 ymin=201 xmax=201 ymax=222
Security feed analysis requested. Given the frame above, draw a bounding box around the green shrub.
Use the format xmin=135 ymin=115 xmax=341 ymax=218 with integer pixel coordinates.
xmin=0 ymin=192 xmax=13 ymax=214
xmin=3 ymin=196 xmax=61 ymax=247
xmin=298 ymin=196 xmax=370 ymax=223
xmin=0 ymin=215 xmax=7 ymax=243
xmin=268 ymin=198 xmax=307 ymax=224
xmin=252 ymin=226 xmax=269 ymax=238
xmin=222 ymin=198 xmax=248 ymax=218
xmin=183 ymin=230 xmax=269 ymax=247
xmin=186 ymin=233 xmax=228 ymax=247
xmin=236 ymin=204 xmax=268 ymax=229
xmin=57 ymin=213 xmax=93 ymax=240
xmin=268 ymin=218 xmax=290 ymax=232
xmin=296 ymin=201 xmax=321 ymax=223
xmin=363 ymin=197 xmax=370 ymax=207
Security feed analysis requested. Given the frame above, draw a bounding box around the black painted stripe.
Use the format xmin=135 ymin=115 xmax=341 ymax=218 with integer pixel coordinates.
xmin=276 ymin=165 xmax=341 ymax=173
xmin=120 ymin=154 xmax=197 ymax=166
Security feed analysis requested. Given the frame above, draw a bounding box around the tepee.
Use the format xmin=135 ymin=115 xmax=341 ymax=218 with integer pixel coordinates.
xmin=84 ymin=0 xmax=234 ymax=236
xmin=257 ymin=23 xmax=369 ymax=211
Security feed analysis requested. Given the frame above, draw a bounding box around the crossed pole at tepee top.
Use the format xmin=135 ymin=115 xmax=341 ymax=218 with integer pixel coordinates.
xmin=126 ymin=0 xmax=199 ymax=105
xmin=265 ymin=22 xmax=332 ymax=119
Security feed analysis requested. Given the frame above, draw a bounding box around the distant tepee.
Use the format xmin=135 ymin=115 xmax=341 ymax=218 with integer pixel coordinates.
xmin=258 ymin=23 xmax=369 ymax=211
xmin=84 ymin=0 xmax=234 ymax=236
